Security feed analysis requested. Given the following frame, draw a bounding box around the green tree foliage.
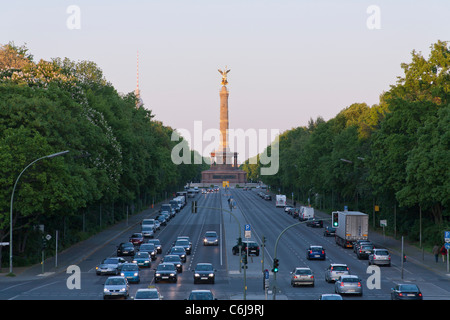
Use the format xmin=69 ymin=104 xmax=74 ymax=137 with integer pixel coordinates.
xmin=243 ymin=41 xmax=449 ymax=246
xmin=0 ymin=43 xmax=207 ymax=266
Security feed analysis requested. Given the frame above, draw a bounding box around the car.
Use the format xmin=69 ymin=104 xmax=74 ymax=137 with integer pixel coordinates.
xmin=356 ymin=244 xmax=374 ymax=260
xmin=169 ymin=246 xmax=187 ymax=262
xmin=120 ymin=263 xmax=140 ymax=283
xmin=203 ymin=231 xmax=219 ymax=246
xmin=187 ymin=290 xmax=217 ymax=300
xmin=141 ymin=225 xmax=154 ymax=238
xmin=129 ymin=233 xmax=144 ymax=246
xmin=132 ymin=251 xmax=151 ymax=268
xmin=306 ymin=218 xmax=323 ymax=228
xmin=163 ymin=254 xmax=183 ymax=272
xmin=284 ymin=205 xmax=293 ymax=213
xmin=134 ymin=288 xmax=163 ymax=300
xmin=306 ymin=245 xmax=326 ymax=260
xmin=390 ymin=284 xmax=423 ymax=300
xmin=193 ymin=263 xmax=216 ymax=284
xmin=325 ymin=264 xmax=349 ymax=283
xmin=156 ymin=215 xmax=167 ymax=226
xmin=369 ymin=249 xmax=391 ymax=266
xmin=353 ymin=240 xmax=373 ymax=253
xmin=117 ymin=242 xmax=135 ymax=256
xmin=103 ymin=276 xmax=129 ymax=299
xmin=319 ymin=294 xmax=343 ymax=300
xmin=264 ymin=194 xmax=272 ymax=201
xmin=232 ymin=241 xmax=260 ymax=256
xmin=323 ymin=226 xmax=336 ymax=237
xmin=96 ymin=257 xmax=126 ymax=275
xmin=139 ymin=243 xmax=157 ymax=261
xmin=335 ymin=275 xmax=363 ymax=296
xmin=290 ymin=267 xmax=315 ymax=287
xmin=141 ymin=219 xmax=157 ymax=232
xmin=147 ymin=239 xmax=162 ymax=254
xmin=154 ymin=262 xmax=178 ymax=283
xmin=174 ymin=238 xmax=192 ymax=255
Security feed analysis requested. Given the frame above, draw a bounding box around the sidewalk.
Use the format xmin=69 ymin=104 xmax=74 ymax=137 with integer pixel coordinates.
xmin=1 ymin=204 xmax=160 ymax=282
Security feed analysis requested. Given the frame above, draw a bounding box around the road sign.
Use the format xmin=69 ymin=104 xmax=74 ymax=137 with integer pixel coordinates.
xmin=0 ymin=242 xmax=9 ymax=246
xmin=264 ymin=269 xmax=269 ymax=280
xmin=445 ymin=243 xmax=450 ymax=250
xmin=245 ymin=224 xmax=251 ymax=239
xmin=445 ymin=231 xmax=450 ymax=243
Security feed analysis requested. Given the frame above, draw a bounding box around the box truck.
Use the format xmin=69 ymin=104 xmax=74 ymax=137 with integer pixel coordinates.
xmin=334 ymin=211 xmax=369 ymax=248
xmin=276 ymin=195 xmax=287 ymax=207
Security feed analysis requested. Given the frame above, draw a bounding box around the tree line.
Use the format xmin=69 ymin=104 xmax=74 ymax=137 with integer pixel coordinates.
xmin=242 ymin=41 xmax=449 ymax=248
xmin=0 ymin=43 xmax=208 ymax=268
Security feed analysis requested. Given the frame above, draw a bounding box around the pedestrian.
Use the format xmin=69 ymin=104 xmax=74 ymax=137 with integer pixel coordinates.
xmin=432 ymin=244 xmax=440 ymax=263
xmin=440 ymin=245 xmax=447 ymax=262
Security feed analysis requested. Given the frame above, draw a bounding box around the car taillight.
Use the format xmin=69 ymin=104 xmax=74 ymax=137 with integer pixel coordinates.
xmin=322 ymin=250 xmax=325 ymax=254
xmin=358 ymin=282 xmax=361 ymax=287
xmin=418 ymin=293 xmax=422 ymax=297
xmin=340 ymin=282 xmax=345 ymax=287
xmin=310 ymin=275 xmax=314 ymax=279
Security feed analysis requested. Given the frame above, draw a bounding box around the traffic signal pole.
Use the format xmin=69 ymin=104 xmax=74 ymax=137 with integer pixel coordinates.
xmin=272 ymin=218 xmax=331 ymax=300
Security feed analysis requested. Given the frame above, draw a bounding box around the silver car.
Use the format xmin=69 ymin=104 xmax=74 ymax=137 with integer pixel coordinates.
xmin=290 ymin=267 xmax=315 ymax=287
xmin=325 ymin=264 xmax=349 ymax=283
xmin=369 ymin=249 xmax=391 ymax=266
xmin=103 ymin=276 xmax=129 ymax=299
xmin=335 ymin=275 xmax=363 ymax=296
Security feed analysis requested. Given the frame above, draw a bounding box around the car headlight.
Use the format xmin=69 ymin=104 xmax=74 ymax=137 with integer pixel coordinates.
xmin=134 ymin=273 xmax=139 ymax=276
xmin=209 ymin=273 xmax=215 ymax=277
xmin=145 ymin=260 xmax=149 ymax=263
xmin=170 ymin=273 xmax=176 ymax=277
xmin=104 ymin=288 xmax=109 ymax=292
xmin=120 ymin=288 xmax=126 ymax=292
xmin=120 ymin=273 xmax=125 ymax=276
xmin=132 ymin=260 xmax=137 ymax=264
xmin=195 ymin=273 xmax=200 ymax=277
xmin=155 ymin=273 xmax=161 ymax=277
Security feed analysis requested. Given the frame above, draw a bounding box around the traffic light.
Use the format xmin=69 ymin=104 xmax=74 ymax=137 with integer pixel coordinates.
xmin=272 ymin=258 xmax=279 ymax=273
xmin=332 ymin=211 xmax=339 ymax=228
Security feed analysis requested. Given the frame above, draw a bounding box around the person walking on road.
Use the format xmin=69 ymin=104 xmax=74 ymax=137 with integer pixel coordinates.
xmin=432 ymin=244 xmax=440 ymax=263
xmin=440 ymin=245 xmax=447 ymax=262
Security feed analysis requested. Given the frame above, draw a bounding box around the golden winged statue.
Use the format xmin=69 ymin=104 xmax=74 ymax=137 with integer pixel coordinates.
xmin=218 ymin=66 xmax=230 ymax=85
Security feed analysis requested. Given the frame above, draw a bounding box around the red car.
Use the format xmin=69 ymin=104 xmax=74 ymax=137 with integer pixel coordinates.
xmin=129 ymin=233 xmax=144 ymax=245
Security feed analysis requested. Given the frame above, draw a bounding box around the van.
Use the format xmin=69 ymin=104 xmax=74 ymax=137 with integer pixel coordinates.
xmin=299 ymin=206 xmax=314 ymax=221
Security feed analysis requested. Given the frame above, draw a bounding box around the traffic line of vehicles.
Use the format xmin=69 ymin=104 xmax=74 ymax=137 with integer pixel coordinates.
xmin=276 ymin=199 xmax=423 ymax=300
xmin=97 ymin=191 xmax=220 ymax=300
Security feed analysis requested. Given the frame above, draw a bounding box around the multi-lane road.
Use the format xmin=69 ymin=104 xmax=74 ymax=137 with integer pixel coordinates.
xmin=1 ymin=187 xmax=449 ymax=300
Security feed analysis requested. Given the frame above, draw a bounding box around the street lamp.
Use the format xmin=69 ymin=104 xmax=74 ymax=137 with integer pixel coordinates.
xmin=9 ymin=150 xmax=69 ymax=275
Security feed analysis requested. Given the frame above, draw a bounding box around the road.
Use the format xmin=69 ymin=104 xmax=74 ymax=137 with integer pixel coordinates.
xmin=1 ymin=187 xmax=449 ymax=300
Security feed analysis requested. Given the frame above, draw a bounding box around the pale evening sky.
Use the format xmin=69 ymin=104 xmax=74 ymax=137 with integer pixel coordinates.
xmin=1 ymin=1 xmax=449 ymax=162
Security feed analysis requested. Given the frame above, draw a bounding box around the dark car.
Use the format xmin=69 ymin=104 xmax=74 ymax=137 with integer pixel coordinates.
xmin=391 ymin=284 xmax=423 ymax=300
xmin=129 ymin=233 xmax=144 ymax=246
xmin=154 ymin=263 xmax=177 ymax=283
xmin=356 ymin=244 xmax=374 ymax=259
xmin=323 ymin=226 xmax=336 ymax=237
xmin=117 ymin=242 xmax=135 ymax=256
xmin=139 ymin=243 xmax=157 ymax=261
xmin=306 ymin=245 xmax=326 ymax=260
xmin=187 ymin=290 xmax=216 ymax=300
xmin=147 ymin=239 xmax=162 ymax=254
xmin=163 ymin=254 xmax=183 ymax=273
xmin=193 ymin=263 xmax=216 ymax=284
xmin=203 ymin=231 xmax=219 ymax=246
xmin=306 ymin=218 xmax=323 ymax=228
xmin=264 ymin=194 xmax=272 ymax=201
xmin=170 ymin=246 xmax=187 ymax=262
xmin=174 ymin=239 xmax=192 ymax=255
xmin=232 ymin=241 xmax=260 ymax=256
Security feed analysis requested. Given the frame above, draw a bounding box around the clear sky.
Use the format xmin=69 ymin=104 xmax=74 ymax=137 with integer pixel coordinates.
xmin=2 ymin=1 xmax=449 ymax=162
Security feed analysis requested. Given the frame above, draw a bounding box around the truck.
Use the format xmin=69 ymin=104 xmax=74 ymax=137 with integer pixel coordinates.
xmin=334 ymin=211 xmax=369 ymax=248
xmin=299 ymin=206 xmax=314 ymax=221
xmin=276 ymin=195 xmax=286 ymax=207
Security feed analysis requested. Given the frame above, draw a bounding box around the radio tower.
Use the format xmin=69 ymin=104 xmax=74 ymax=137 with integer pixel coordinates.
xmin=135 ymin=50 xmax=143 ymax=108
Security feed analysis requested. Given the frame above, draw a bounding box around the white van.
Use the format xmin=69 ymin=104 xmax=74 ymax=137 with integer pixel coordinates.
xmin=276 ymin=195 xmax=286 ymax=207
xmin=299 ymin=206 xmax=314 ymax=221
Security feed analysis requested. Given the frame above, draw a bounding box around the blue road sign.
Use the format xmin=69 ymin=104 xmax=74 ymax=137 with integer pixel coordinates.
xmin=245 ymin=224 xmax=251 ymax=231
xmin=445 ymin=231 xmax=450 ymax=242
xmin=264 ymin=269 xmax=269 ymax=279
xmin=445 ymin=243 xmax=450 ymax=250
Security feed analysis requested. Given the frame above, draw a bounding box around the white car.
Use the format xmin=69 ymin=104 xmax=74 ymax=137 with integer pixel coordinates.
xmin=103 ymin=276 xmax=129 ymax=299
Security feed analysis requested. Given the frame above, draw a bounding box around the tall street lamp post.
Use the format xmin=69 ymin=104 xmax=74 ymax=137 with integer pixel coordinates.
xmin=9 ymin=150 xmax=69 ymax=275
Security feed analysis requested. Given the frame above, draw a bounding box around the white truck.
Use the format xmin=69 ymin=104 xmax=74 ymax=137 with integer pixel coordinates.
xmin=334 ymin=211 xmax=369 ymax=248
xmin=276 ymin=195 xmax=286 ymax=207
xmin=299 ymin=206 xmax=314 ymax=221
